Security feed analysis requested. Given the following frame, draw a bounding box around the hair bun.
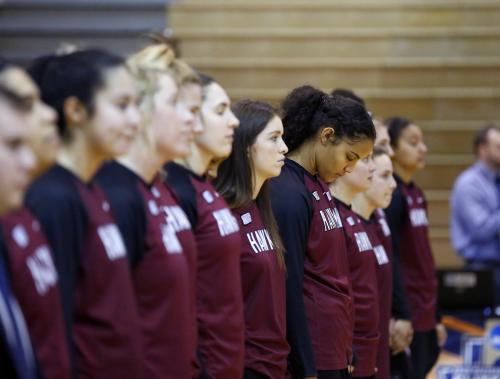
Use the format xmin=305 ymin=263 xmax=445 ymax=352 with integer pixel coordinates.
xmin=28 ymin=54 xmax=59 ymax=87
xmin=281 ymin=85 xmax=327 ymax=152
xmin=127 ymin=44 xmax=176 ymax=76
xmin=281 ymin=85 xmax=325 ymax=119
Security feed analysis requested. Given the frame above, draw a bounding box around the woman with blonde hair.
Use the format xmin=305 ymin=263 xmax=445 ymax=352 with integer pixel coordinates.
xmin=95 ymin=42 xmax=201 ymax=379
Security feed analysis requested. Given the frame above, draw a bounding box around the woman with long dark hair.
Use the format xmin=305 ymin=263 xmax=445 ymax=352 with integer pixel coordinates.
xmin=214 ymin=100 xmax=289 ymax=379
xmin=270 ymin=85 xmax=375 ymax=379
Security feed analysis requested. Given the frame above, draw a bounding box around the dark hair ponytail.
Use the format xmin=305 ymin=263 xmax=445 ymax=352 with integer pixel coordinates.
xmin=214 ymin=99 xmax=285 ymax=268
xmin=281 ymin=85 xmax=326 ymax=152
xmin=27 ymin=54 xmax=57 ymax=88
xmin=28 ymin=48 xmax=124 ymax=139
xmin=281 ymin=85 xmax=375 ymax=153
xmin=331 ymin=88 xmax=366 ymax=107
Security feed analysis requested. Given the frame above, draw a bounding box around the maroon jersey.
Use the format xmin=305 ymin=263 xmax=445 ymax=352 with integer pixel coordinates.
xmin=233 ymin=201 xmax=289 ymax=379
xmin=96 ymin=162 xmax=198 ymax=379
xmin=337 ymin=200 xmax=380 ymax=377
xmin=373 ymin=209 xmax=393 ymax=261
xmin=370 ymin=209 xmax=393 ymax=379
xmin=270 ymin=159 xmax=353 ymax=375
xmin=0 ymin=208 xmax=71 ymax=379
xmin=26 ymin=164 xmax=142 ymax=379
xmin=387 ymin=177 xmax=438 ymax=332
xmin=166 ymin=162 xmax=245 ymax=379
xmin=153 ymin=177 xmax=199 ymax=377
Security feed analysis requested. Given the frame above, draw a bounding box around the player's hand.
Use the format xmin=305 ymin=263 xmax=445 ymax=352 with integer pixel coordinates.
xmin=390 ymin=319 xmax=413 ymax=354
xmin=436 ymin=323 xmax=447 ymax=347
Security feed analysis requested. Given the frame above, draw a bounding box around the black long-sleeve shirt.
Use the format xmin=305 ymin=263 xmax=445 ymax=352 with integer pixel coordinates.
xmin=25 ymin=164 xmax=142 ymax=379
xmin=269 ymin=159 xmax=353 ymax=376
xmin=385 ymin=184 xmax=412 ymax=320
xmin=96 ymin=161 xmax=197 ymax=379
xmin=386 ymin=175 xmax=439 ymax=331
xmin=0 ymin=231 xmax=38 ymax=379
xmin=165 ymin=162 xmax=245 ymax=379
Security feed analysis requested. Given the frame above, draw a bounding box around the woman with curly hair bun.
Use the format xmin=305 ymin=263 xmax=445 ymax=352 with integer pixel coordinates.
xmin=269 ymin=85 xmax=375 ymax=379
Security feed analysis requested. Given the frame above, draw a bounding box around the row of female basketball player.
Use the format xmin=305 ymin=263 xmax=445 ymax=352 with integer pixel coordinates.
xmin=0 ymin=39 xmax=446 ymax=379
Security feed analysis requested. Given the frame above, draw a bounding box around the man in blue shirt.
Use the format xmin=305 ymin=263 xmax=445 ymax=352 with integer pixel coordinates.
xmin=450 ymin=125 xmax=500 ymax=300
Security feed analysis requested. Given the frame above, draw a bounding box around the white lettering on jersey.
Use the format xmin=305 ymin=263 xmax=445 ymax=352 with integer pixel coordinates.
xmin=332 ymin=207 xmax=343 ymax=228
xmin=212 ymin=209 xmax=240 ymax=237
xmin=312 ymin=191 xmax=320 ymax=201
xmin=161 ymin=223 xmax=182 ymax=254
xmin=409 ymin=208 xmax=428 ymax=227
xmin=163 ymin=205 xmax=191 ymax=232
xmin=246 ymin=229 xmax=274 ymax=254
xmin=325 ymin=191 xmax=332 ymax=201
xmin=155 ymin=205 xmax=191 ymax=254
xmin=373 ymin=245 xmax=389 ymax=265
xmin=378 ymin=218 xmax=391 ymax=237
xmin=26 ymin=246 xmax=58 ymax=295
xmin=354 ymin=231 xmax=373 ymax=252
xmin=12 ymin=225 xmax=29 ymax=249
xmin=319 ymin=207 xmax=343 ymax=232
xmin=347 ymin=216 xmax=356 ymax=226
xmin=97 ymin=224 xmax=127 ymax=261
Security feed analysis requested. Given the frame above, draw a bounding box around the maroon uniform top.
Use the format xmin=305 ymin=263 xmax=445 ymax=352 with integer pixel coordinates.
xmin=166 ymin=162 xmax=245 ymax=379
xmin=26 ymin=164 xmax=142 ymax=379
xmin=337 ymin=200 xmax=380 ymax=378
xmin=233 ymin=201 xmax=289 ymax=379
xmin=96 ymin=161 xmax=198 ymax=379
xmin=386 ymin=176 xmax=438 ymax=332
xmin=373 ymin=209 xmax=393 ymax=262
xmin=0 ymin=208 xmax=71 ymax=379
xmin=370 ymin=209 xmax=393 ymax=379
xmin=269 ymin=159 xmax=354 ymax=376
